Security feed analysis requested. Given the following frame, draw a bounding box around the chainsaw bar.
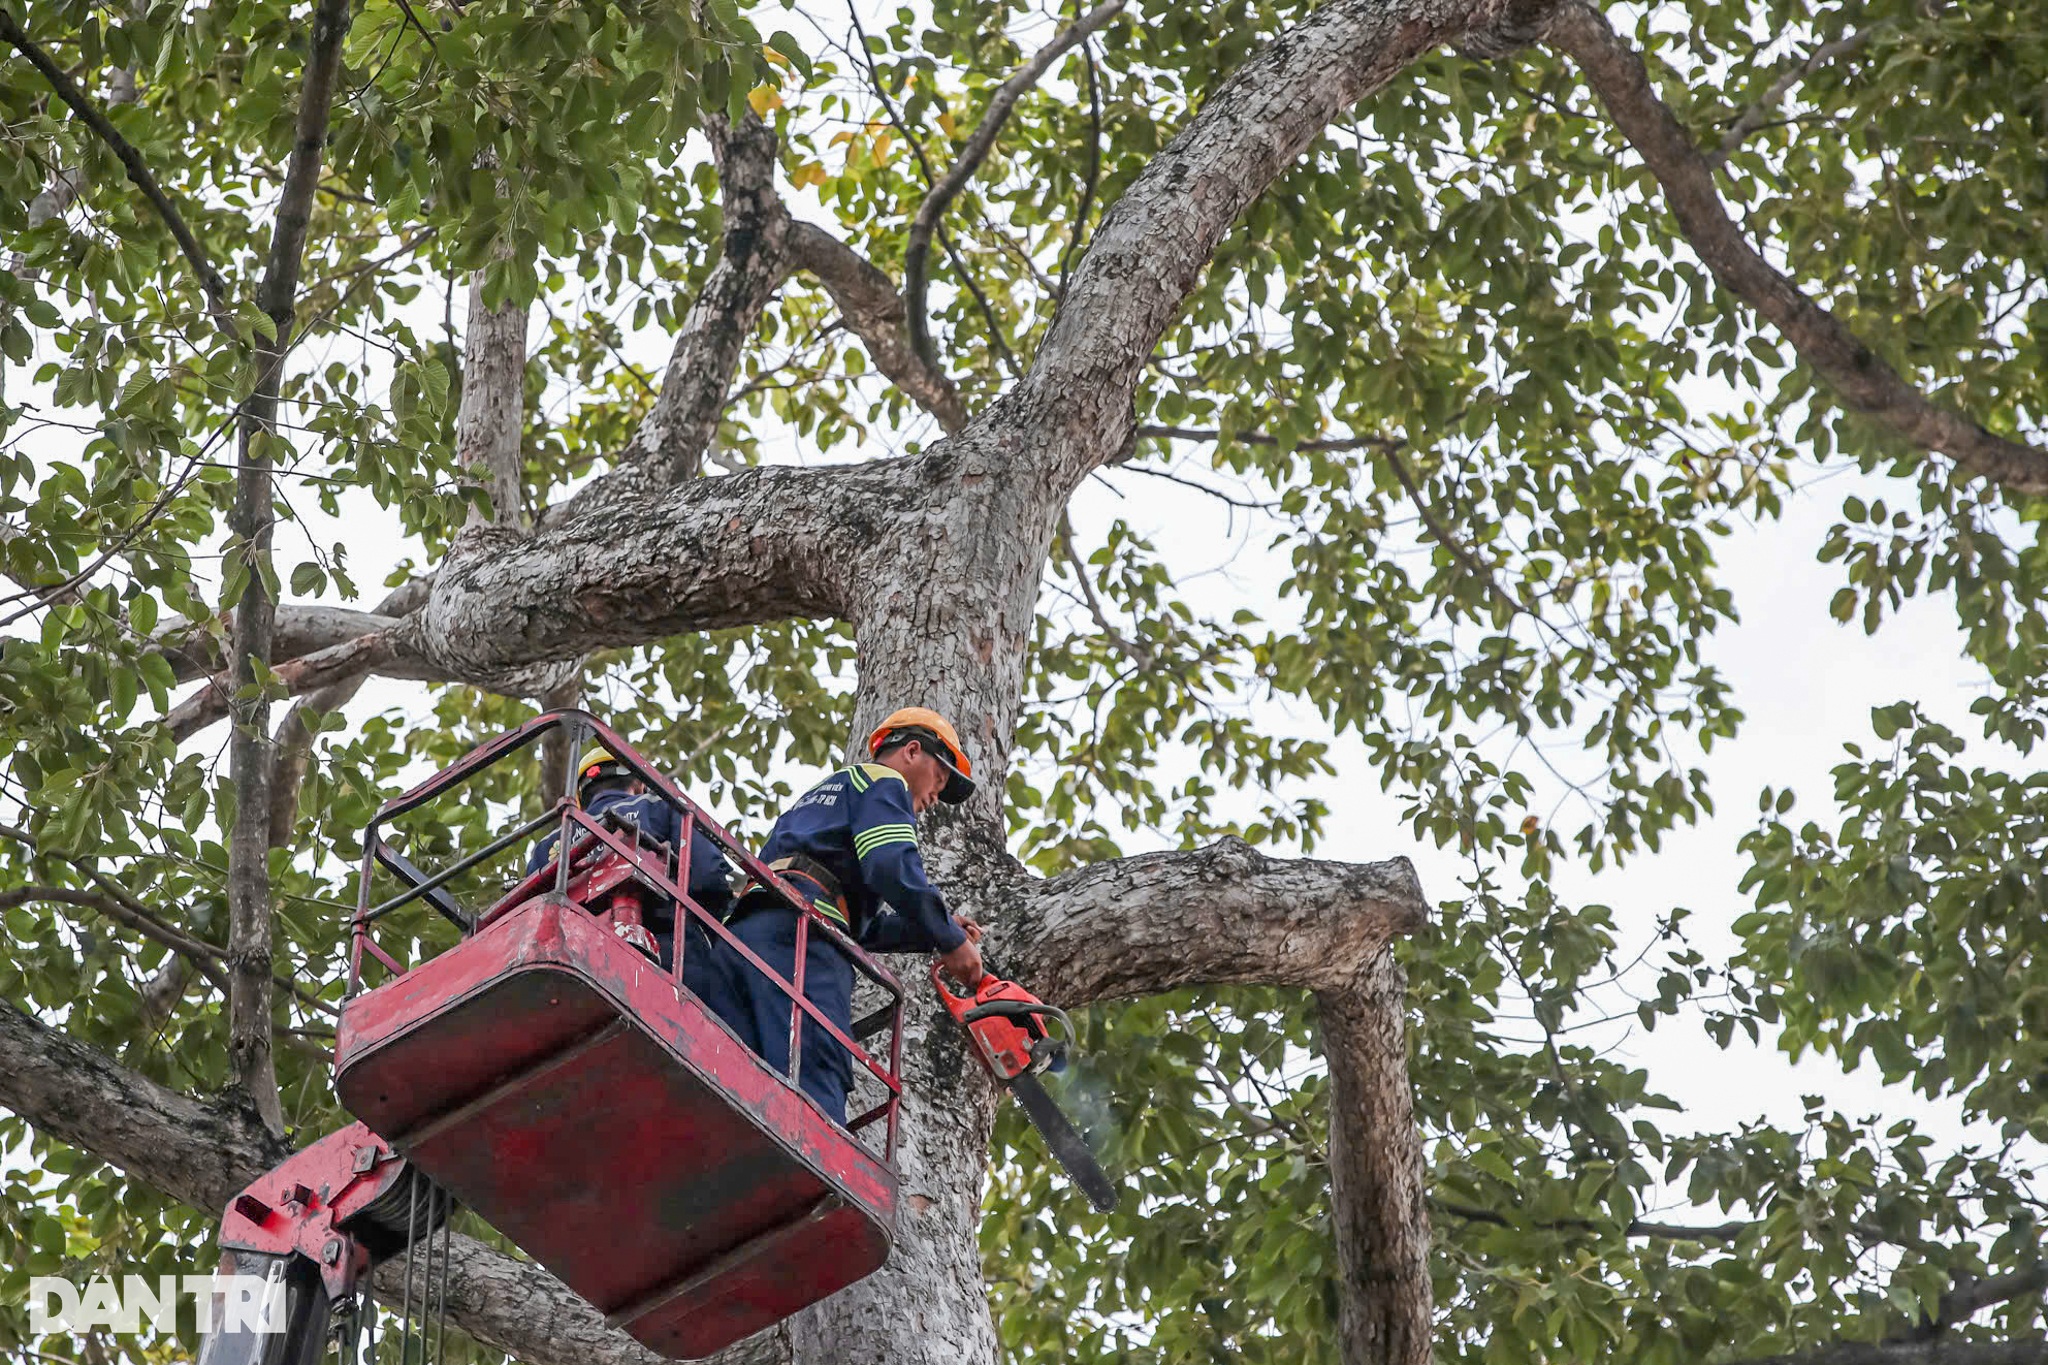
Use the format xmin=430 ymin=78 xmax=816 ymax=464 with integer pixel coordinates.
xmin=1009 ymin=1073 xmax=1118 ymax=1213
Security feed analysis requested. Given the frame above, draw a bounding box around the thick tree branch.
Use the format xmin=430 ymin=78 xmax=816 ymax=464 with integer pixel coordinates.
xmin=1026 ymin=0 xmax=1518 ymax=489
xmin=784 ymin=220 xmax=969 ymax=434
xmin=161 ymin=587 xmax=574 ymax=740
xmin=168 ymin=629 xmax=393 ymax=743
xmin=1924 ymin=1268 xmax=2048 ymax=1335
xmin=358 ymin=1240 xmax=785 ymax=1365
xmin=137 ymin=956 xmax=194 ymax=1029
xmin=162 ymin=604 xmax=398 ymax=682
xmin=984 ymin=835 xmax=1430 ymax=1004
xmin=223 ymin=0 xmax=353 ymax=1137
xmin=901 ymin=0 xmax=1127 ymax=365
xmin=395 ymin=453 xmax=911 ymax=680
xmin=623 ymin=115 xmax=791 ymax=483
xmin=0 ymin=995 xmax=289 ymax=1207
xmin=0 ymin=6 xmax=232 ymax=324
xmin=945 ymin=835 xmax=1433 ymax=1365
xmin=1434 ymin=1197 xmax=1754 ymax=1241
xmin=162 ymin=574 xmax=437 ymax=684
xmin=1549 ymin=1 xmax=2048 ymax=496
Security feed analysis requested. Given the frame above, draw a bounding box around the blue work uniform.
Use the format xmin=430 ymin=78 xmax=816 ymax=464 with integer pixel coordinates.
xmin=726 ymin=763 xmax=966 ymax=1122
xmin=527 ymin=789 xmax=740 ymax=1019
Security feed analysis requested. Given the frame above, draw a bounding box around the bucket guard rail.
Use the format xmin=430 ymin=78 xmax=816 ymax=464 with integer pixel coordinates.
xmin=346 ymin=709 xmax=907 ymax=1155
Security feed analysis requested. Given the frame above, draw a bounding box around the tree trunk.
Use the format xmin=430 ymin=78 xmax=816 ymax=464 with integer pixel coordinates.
xmin=455 ymin=269 xmax=530 ymax=527
xmin=786 ymin=416 xmax=1065 ymax=1365
xmin=1318 ymin=950 xmax=1433 ymax=1365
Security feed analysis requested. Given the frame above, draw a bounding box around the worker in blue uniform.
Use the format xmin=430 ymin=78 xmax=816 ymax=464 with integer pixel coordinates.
xmin=725 ymin=706 xmax=986 ymax=1123
xmin=529 ymin=745 xmax=740 ymax=1017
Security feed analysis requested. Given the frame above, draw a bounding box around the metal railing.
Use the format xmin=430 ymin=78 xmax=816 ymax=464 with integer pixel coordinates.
xmin=345 ymin=710 xmax=907 ymax=1157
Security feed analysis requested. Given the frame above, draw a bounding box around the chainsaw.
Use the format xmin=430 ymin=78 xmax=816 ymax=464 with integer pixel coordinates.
xmin=931 ymin=965 xmax=1118 ymax=1212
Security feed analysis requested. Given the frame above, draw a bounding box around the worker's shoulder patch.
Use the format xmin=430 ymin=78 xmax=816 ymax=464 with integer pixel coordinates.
xmin=854 ymin=762 xmax=908 ymax=788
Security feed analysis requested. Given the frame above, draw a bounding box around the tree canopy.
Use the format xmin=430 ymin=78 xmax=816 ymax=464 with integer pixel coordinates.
xmin=3 ymin=0 xmax=2046 ymax=1363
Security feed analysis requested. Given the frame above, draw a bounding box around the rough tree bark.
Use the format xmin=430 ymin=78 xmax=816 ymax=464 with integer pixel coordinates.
xmin=454 ymin=269 xmax=530 ymax=527
xmin=1319 ymin=953 xmax=1433 ymax=1365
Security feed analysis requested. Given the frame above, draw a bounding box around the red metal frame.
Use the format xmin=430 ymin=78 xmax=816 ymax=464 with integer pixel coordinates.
xmin=211 ymin=1122 xmax=409 ymax=1302
xmin=345 ymin=710 xmax=906 ymax=1154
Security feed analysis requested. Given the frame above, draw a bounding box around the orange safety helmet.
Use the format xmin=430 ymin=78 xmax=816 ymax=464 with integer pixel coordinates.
xmin=867 ymin=707 xmax=975 ymax=804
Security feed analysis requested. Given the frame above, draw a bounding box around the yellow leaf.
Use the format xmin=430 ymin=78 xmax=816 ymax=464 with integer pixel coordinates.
xmin=828 ymin=130 xmax=857 ymax=148
xmin=937 ymin=107 xmax=957 ymax=139
xmin=793 ymin=162 xmax=828 ymax=188
xmin=873 ymin=129 xmax=892 ymax=160
xmin=747 ymin=84 xmax=782 ymax=117
xmin=760 ymin=44 xmax=789 ymax=67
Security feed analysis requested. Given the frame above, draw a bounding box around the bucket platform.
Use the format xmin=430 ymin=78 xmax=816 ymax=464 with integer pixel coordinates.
xmin=333 ymin=712 xmax=907 ymax=1359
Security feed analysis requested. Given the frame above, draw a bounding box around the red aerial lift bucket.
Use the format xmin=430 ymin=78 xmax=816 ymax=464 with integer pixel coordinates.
xmin=334 ymin=712 xmax=906 ymax=1360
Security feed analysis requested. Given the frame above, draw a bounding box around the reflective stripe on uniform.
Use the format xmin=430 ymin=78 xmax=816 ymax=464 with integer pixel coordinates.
xmin=853 ymin=823 xmax=917 ymax=858
xmin=845 ymin=763 xmax=906 ymax=794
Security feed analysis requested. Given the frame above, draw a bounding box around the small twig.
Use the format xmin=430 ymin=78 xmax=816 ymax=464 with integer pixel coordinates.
xmin=0 ymin=6 xmax=234 ymax=326
xmin=0 ymin=420 xmax=227 ymax=630
xmin=1055 ymin=28 xmax=1105 ymax=306
xmin=1433 ymin=1197 xmax=1754 ymax=1242
xmin=1111 ymin=463 xmax=1279 ymax=512
xmin=1129 ymin=423 xmax=1402 ymax=456
xmin=1056 ymin=511 xmax=1152 ymax=668
xmin=1382 ymin=443 xmax=1523 ymax=619
xmin=0 ymin=884 xmax=232 ymax=996
xmin=392 ymin=0 xmax=442 ymax=57
xmin=1708 ymin=26 xmax=1878 ymax=167
xmin=902 ymin=0 xmax=1125 ymax=364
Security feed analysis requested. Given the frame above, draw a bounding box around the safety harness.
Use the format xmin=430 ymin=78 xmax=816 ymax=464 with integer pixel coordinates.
xmin=745 ymin=853 xmax=851 ymax=928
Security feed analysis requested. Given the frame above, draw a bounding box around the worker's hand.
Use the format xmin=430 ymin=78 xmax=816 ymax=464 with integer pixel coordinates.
xmin=938 ymin=936 xmax=984 ymax=987
xmin=954 ymin=914 xmax=984 ymax=944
